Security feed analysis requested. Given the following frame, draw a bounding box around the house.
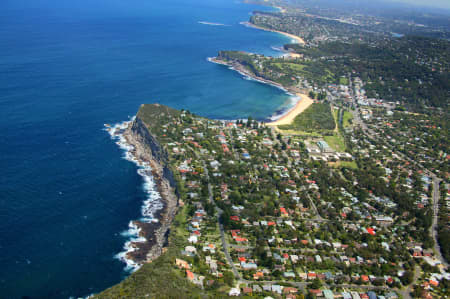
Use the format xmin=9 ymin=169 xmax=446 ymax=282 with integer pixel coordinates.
xmin=202 ymin=243 xmax=215 ymax=253
xmin=228 ymin=288 xmax=240 ymax=296
xmin=272 ymin=285 xmax=282 ymax=294
xmin=283 ymin=287 xmax=298 ymax=294
xmin=185 ymin=245 xmax=196 ymax=253
xmin=290 ymin=255 xmax=299 ymax=263
xmin=318 ymin=141 xmax=333 ymax=153
xmin=252 ymin=284 xmax=262 ymax=293
xmin=175 ymin=258 xmax=190 ymax=269
xmin=351 ymin=291 xmax=361 ymax=299
xmin=253 ymin=271 xmax=264 ymax=280
xmin=385 ymin=292 xmax=398 ymax=299
xmin=366 ymin=227 xmax=376 ymax=235
xmin=283 ymin=271 xmax=295 ymax=278
xmin=323 ymin=290 xmax=334 ymax=299
xmin=309 ymin=289 xmax=323 ymax=297
xmin=368 ymin=291 xmax=377 ymax=299
xmin=342 ymin=292 xmax=352 ymax=299
xmin=186 ymin=270 xmax=195 ymax=281
xmin=298 ymin=272 xmax=307 ymax=280
xmin=188 ymin=235 xmax=198 ymax=243
xmin=262 ymin=284 xmax=271 ymax=292
xmin=241 ymin=262 xmax=257 ymax=270
xmin=307 ymin=272 xmax=317 ymax=280
xmin=375 ymin=215 xmax=394 ymax=226
xmin=242 ymin=287 xmax=252 ymax=295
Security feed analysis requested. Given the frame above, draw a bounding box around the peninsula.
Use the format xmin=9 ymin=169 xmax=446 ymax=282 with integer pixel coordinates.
xmin=95 ymin=1 xmax=449 ymax=298
xmin=96 ymin=94 xmax=447 ymax=298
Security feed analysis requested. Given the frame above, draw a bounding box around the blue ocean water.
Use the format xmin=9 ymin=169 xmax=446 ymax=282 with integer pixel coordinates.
xmin=0 ymin=0 xmax=293 ymax=297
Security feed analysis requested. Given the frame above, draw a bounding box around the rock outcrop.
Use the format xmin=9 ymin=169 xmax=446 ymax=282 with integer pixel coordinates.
xmin=123 ymin=116 xmax=178 ymax=263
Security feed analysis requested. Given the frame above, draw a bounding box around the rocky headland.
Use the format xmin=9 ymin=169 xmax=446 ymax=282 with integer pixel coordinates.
xmin=122 ymin=114 xmax=179 ymax=264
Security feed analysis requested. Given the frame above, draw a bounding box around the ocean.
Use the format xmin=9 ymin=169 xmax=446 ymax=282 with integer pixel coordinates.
xmin=0 ymin=0 xmax=294 ymax=297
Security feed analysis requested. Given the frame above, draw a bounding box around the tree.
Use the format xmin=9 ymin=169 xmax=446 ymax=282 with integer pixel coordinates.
xmin=310 ymin=278 xmax=322 ymax=289
xmin=400 ymin=270 xmax=414 ymax=285
xmin=247 ymin=116 xmax=253 ymax=127
xmin=223 ymin=271 xmax=234 ymax=286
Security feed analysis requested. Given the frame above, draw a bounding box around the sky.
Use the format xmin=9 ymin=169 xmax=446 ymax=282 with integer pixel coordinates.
xmin=390 ymin=0 xmax=450 ymax=9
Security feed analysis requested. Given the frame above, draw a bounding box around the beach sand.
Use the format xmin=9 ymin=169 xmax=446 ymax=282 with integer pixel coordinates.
xmin=243 ymin=22 xmax=305 ymax=44
xmin=277 ymin=31 xmax=305 ymax=44
xmin=267 ymin=93 xmax=313 ymax=126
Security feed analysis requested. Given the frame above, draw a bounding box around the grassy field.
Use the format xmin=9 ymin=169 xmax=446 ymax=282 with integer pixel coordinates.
xmin=277 ymin=128 xmax=322 ymax=137
xmin=342 ymin=110 xmax=353 ymax=128
xmin=329 ymin=160 xmax=358 ymax=169
xmin=278 ymin=103 xmax=335 ymax=133
xmin=332 ymin=107 xmax=340 ymax=132
xmin=324 ymin=134 xmax=346 ymax=152
xmin=272 ymin=62 xmax=306 ymax=72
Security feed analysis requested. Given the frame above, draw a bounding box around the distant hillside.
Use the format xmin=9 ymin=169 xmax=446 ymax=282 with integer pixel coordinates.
xmin=286 ymin=36 xmax=450 ymax=108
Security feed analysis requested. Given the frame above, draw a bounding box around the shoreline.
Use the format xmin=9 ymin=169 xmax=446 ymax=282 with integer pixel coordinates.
xmin=106 ymin=119 xmax=178 ymax=272
xmin=241 ymin=21 xmax=305 ymax=45
xmin=266 ymin=93 xmax=313 ymax=126
xmin=208 ymin=56 xmax=312 ymax=125
xmin=103 ymin=6 xmax=308 ymax=281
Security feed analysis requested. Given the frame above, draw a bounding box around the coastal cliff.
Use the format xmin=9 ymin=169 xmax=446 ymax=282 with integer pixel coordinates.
xmin=95 ymin=104 xmax=210 ymax=298
xmin=123 ymin=107 xmax=179 ymax=263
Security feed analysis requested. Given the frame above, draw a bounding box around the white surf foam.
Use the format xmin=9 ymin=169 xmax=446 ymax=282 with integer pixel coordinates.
xmin=198 ymin=21 xmax=228 ymax=26
xmin=106 ymin=119 xmax=164 ymax=272
xmin=267 ymin=95 xmax=301 ymax=122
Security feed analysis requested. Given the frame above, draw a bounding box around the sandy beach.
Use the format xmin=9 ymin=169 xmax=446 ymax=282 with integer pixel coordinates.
xmin=267 ymin=93 xmax=313 ymax=126
xmin=242 ymin=22 xmax=305 ymax=44
xmin=209 ymin=57 xmax=313 ymax=127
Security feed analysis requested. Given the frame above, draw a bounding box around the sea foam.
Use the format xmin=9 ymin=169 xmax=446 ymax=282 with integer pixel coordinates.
xmin=106 ymin=119 xmax=164 ymax=272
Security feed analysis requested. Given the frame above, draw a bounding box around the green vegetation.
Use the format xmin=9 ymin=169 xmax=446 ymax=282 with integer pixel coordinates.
xmin=94 ymin=206 xmax=207 ymax=299
xmin=137 ymin=104 xmax=181 ymax=129
xmin=286 ymin=37 xmax=450 ymax=108
xmin=279 ymin=103 xmax=335 ymax=132
xmin=437 ymin=181 xmax=449 ymax=263
xmin=95 ymin=99 xmax=444 ymax=297
xmin=339 ymin=77 xmax=348 ymax=85
xmin=324 ymin=134 xmax=346 ymax=152
xmin=330 ymin=160 xmax=358 ymax=169
xmin=218 ymin=50 xmax=340 ymax=86
xmin=219 ymin=35 xmax=449 ymax=110
xmin=342 ymin=111 xmax=353 ymax=128
xmin=332 ymin=108 xmax=339 ymax=130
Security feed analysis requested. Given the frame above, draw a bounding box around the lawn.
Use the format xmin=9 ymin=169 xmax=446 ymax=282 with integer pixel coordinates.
xmin=342 ymin=110 xmax=353 ymax=128
xmin=324 ymin=134 xmax=346 ymax=152
xmin=329 ymin=160 xmax=358 ymax=169
xmin=286 ymin=63 xmax=306 ymax=71
xmin=332 ymin=108 xmax=339 ymax=132
xmin=278 ymin=128 xmax=322 ymax=137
